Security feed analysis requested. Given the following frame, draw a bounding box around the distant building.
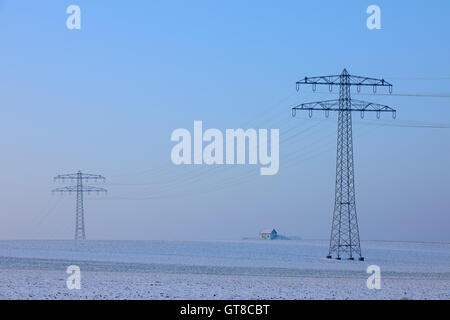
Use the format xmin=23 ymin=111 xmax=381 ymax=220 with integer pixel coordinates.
xmin=260 ymin=228 xmax=277 ymax=240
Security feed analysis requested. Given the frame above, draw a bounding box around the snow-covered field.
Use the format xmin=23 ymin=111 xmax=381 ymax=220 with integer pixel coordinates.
xmin=0 ymin=240 xmax=448 ymax=300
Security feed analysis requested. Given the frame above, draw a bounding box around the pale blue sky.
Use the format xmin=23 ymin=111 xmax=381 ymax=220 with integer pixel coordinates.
xmin=0 ymin=1 xmax=449 ymax=241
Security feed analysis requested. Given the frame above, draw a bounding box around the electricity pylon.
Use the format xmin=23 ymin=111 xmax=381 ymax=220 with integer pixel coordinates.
xmin=53 ymin=171 xmax=107 ymax=240
xmin=292 ymin=69 xmax=396 ymax=260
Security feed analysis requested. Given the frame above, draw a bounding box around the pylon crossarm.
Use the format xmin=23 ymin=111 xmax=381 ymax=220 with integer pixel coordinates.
xmin=348 ymin=75 xmax=392 ymax=87
xmin=296 ymin=75 xmax=392 ymax=87
xmin=292 ymin=99 xmax=340 ymax=111
xmin=52 ymin=186 xmax=107 ymax=194
xmin=79 ymin=173 xmax=106 ymax=181
xmin=296 ymin=75 xmax=342 ymax=86
xmin=54 ymin=173 xmax=105 ymax=181
xmin=351 ymin=99 xmax=396 ymax=113
xmin=296 ymin=71 xmax=392 ymax=92
xmin=292 ymin=99 xmax=396 ymax=119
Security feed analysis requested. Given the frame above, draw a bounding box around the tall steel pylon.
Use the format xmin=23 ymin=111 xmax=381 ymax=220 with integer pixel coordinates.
xmin=53 ymin=171 xmax=107 ymax=240
xmin=292 ymin=69 xmax=396 ymax=260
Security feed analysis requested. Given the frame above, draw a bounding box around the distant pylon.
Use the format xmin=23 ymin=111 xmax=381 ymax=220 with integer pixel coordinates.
xmin=53 ymin=171 xmax=107 ymax=240
xmin=292 ymin=69 xmax=396 ymax=260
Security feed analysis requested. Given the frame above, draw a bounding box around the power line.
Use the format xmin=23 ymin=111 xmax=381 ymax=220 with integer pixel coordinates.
xmin=292 ymin=116 xmax=450 ymax=129
xmin=316 ymin=90 xmax=450 ymax=99
xmin=360 ymin=93 xmax=450 ymax=98
xmin=383 ymin=76 xmax=450 ymax=81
